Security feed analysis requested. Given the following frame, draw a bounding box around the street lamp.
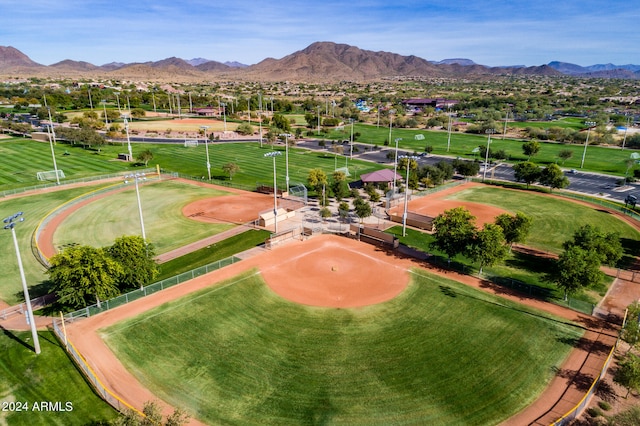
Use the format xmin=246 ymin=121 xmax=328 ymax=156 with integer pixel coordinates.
xmin=3 ymin=212 xmax=41 ymax=354
xmin=580 ymin=121 xmax=596 ymax=169
xmin=264 ymin=151 xmax=282 ymax=233
xmin=393 ymin=138 xmax=402 ymax=193
xmin=399 ymin=156 xmax=419 ymax=237
xmin=201 ymin=125 xmax=211 ymax=180
xmin=123 ymin=115 xmax=133 ymax=162
xmin=279 ymin=133 xmax=292 ymax=193
xmin=482 ymin=129 xmax=496 ymax=182
xmin=124 ymin=173 xmax=147 ymax=243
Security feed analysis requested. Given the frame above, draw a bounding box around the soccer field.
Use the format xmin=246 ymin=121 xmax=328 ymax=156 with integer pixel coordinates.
xmin=102 ymin=269 xmax=582 ymax=425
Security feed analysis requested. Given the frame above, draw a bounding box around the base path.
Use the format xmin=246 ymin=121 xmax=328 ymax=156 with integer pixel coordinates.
xmin=63 ymin=234 xmax=617 ymax=425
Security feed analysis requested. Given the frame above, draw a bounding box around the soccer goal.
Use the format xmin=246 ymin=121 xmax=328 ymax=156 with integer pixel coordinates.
xmin=184 ymin=139 xmax=199 ymax=147
xmin=36 ymin=170 xmax=65 ymax=181
xmin=334 ymin=166 xmax=351 ymax=177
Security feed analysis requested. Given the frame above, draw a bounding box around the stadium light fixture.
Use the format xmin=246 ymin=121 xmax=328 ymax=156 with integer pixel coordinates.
xmin=124 ymin=173 xmax=147 ymax=243
xmin=483 ymin=129 xmax=496 ymax=182
xmin=264 ymin=151 xmax=282 ymax=233
xmin=42 ymin=95 xmax=60 ymax=185
xmin=123 ymin=115 xmax=133 ymax=161
xmin=580 ymin=121 xmax=596 ymax=169
xmin=279 ymin=133 xmax=292 ymax=193
xmin=393 ymin=138 xmax=402 ymax=193
xmin=201 ymin=125 xmax=211 ymax=180
xmin=399 ymin=156 xmax=419 ymax=237
xmin=3 ymin=212 xmax=41 ymax=354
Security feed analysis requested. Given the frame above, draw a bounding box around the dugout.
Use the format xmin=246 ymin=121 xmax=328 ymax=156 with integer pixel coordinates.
xmin=350 ymin=224 xmax=399 ymax=249
xmin=388 ymin=211 xmax=434 ymax=231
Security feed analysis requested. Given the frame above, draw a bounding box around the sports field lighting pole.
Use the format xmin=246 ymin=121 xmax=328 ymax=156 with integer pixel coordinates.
xmin=123 ymin=116 xmax=133 ymax=161
xmin=43 ymin=95 xmax=60 ymax=185
xmin=220 ymin=103 xmax=227 ymax=132
xmin=621 ymin=116 xmax=630 ymax=150
xmin=349 ymin=118 xmax=354 ymax=159
xmin=580 ymin=121 xmax=596 ymax=169
xmin=124 ymin=173 xmax=147 ymax=242
xmin=482 ymin=129 xmax=495 ymax=182
xmin=399 ymin=155 xmax=419 ymax=237
xmin=4 ymin=212 xmax=40 ymax=354
xmin=201 ymin=126 xmax=211 ymax=180
xmin=393 ymin=138 xmax=402 ymax=193
xmin=264 ymin=151 xmax=282 ymax=233
xmin=279 ymin=133 xmax=292 ymax=193
xmin=446 ymin=108 xmax=453 ymax=152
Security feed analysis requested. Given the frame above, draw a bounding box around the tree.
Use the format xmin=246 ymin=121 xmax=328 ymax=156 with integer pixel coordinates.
xmin=431 ymin=207 xmax=477 ymax=262
xmin=539 ymin=163 xmax=569 ymax=191
xmin=332 ymin=171 xmax=350 ymax=201
xmin=452 ymin=159 xmax=480 ymax=177
xmin=130 ymin=108 xmax=146 ymax=119
xmin=564 ymin=224 xmax=623 ymax=266
xmin=558 ymin=149 xmax=573 ymax=165
xmin=621 ymin=301 xmax=640 ymax=352
xmin=222 ymin=162 xmax=240 ymax=180
xmin=235 ymin=122 xmax=254 ymax=135
xmin=512 ymin=161 xmax=541 ymax=188
xmin=307 ymin=168 xmax=328 ymax=194
xmin=552 ymin=245 xmax=603 ymax=300
xmin=114 ymin=400 xmax=190 ymax=426
xmin=108 ymin=235 xmax=158 ymax=291
xmin=353 ymin=197 xmax=372 ymax=222
xmin=522 ymin=140 xmax=541 ymax=159
xmin=615 ymin=353 xmax=640 ymax=398
xmin=49 ymin=245 xmax=123 ymax=309
xmin=494 ymin=212 xmax=533 ymax=250
xmin=136 ymin=149 xmax=153 ymax=166
xmin=271 ymin=113 xmax=291 ymax=132
xmin=466 ymin=223 xmax=508 ymax=274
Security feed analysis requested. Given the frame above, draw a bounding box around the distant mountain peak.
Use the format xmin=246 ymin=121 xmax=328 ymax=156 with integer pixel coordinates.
xmin=433 ymin=58 xmax=477 ymax=66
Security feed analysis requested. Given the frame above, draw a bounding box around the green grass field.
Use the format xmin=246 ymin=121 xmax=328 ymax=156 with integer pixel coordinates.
xmin=0 ymin=184 xmax=120 ymax=304
xmin=156 ymin=229 xmax=270 ymax=280
xmin=444 ymin=186 xmax=640 ymax=255
xmin=102 ymin=269 xmax=582 ymax=425
xmin=0 ymin=329 xmax=116 ymax=425
xmin=53 ymin=180 xmax=235 ymax=253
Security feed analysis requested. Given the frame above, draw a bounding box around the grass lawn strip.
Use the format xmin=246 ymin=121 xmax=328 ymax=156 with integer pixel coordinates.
xmin=102 ymin=269 xmax=582 ymax=425
xmin=0 ymin=330 xmax=116 ymax=425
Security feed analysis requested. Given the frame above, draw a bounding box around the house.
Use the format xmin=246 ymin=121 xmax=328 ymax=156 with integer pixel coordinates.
xmin=401 ymin=98 xmax=459 ymax=112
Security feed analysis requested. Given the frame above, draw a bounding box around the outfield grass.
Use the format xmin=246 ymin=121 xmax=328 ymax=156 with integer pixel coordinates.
xmin=156 ymin=229 xmax=270 ymax=280
xmin=445 ymin=186 xmax=640 ymax=255
xmin=53 ymin=180 xmax=235 ymax=254
xmin=0 ymin=184 xmax=118 ymax=304
xmin=103 ymin=269 xmax=582 ymax=425
xmin=0 ymin=329 xmax=117 ymax=425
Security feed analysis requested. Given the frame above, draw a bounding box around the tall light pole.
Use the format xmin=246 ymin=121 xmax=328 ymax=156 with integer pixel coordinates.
xmin=123 ymin=116 xmax=133 ymax=161
xmin=220 ymin=103 xmax=227 ymax=132
xmin=393 ymin=138 xmax=402 ymax=193
xmin=349 ymin=118 xmax=354 ymax=159
xmin=502 ymin=110 xmax=509 ymax=140
xmin=621 ymin=116 xmax=630 ymax=150
xmin=399 ymin=156 xmax=419 ymax=237
xmin=580 ymin=121 xmax=596 ymax=169
xmin=114 ymin=92 xmax=121 ymax=115
xmin=446 ymin=108 xmax=453 ymax=152
xmin=279 ymin=133 xmax=292 ymax=192
xmin=4 ymin=212 xmax=40 ymax=354
xmin=264 ymin=151 xmax=282 ymax=233
xmin=482 ymin=129 xmax=495 ymax=182
xmin=42 ymin=95 xmax=60 ymax=185
xmin=201 ymin=125 xmax=211 ymax=180
xmin=124 ymin=173 xmax=147 ymax=242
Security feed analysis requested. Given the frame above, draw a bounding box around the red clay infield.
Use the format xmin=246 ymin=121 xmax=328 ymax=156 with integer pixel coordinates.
xmin=389 ymin=181 xmax=508 ymax=226
xmin=182 ymin=192 xmax=274 ymax=224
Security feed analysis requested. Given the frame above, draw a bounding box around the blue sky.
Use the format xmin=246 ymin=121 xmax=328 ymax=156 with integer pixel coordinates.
xmin=1 ymin=0 xmax=638 ymax=67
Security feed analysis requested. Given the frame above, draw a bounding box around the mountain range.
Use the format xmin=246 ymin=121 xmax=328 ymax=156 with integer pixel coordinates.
xmin=1 ymin=42 xmax=638 ymax=82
